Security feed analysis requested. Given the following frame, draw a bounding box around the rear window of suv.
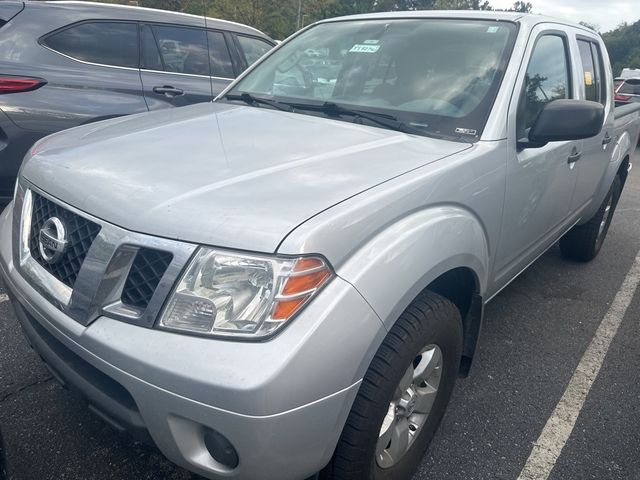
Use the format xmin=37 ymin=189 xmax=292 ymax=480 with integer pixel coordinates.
xmin=43 ymin=21 xmax=138 ymax=68
xmin=619 ymin=79 xmax=640 ymax=95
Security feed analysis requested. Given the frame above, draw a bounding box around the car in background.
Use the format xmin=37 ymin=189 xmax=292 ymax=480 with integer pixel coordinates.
xmin=0 ymin=1 xmax=275 ymax=202
xmin=619 ymin=67 xmax=640 ymax=79
xmin=614 ymin=77 xmax=640 ymax=105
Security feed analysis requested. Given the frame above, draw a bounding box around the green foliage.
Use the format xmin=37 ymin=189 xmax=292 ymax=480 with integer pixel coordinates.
xmin=602 ymin=20 xmax=640 ymax=77
xmin=510 ymin=1 xmax=532 ymax=13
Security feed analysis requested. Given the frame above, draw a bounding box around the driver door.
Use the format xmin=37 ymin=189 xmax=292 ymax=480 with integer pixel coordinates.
xmin=494 ymin=29 xmax=581 ymax=286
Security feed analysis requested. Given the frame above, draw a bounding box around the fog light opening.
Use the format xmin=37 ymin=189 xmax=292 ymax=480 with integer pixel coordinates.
xmin=203 ymin=427 xmax=239 ymax=469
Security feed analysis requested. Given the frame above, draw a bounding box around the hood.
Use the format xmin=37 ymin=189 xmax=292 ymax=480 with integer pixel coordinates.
xmin=22 ymin=102 xmax=470 ymax=252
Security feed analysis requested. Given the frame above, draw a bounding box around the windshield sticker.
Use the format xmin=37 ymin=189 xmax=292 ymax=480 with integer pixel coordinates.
xmin=455 ymin=127 xmax=478 ymax=136
xmin=350 ymin=44 xmax=381 ymax=53
xmin=486 ymin=26 xmax=500 ymax=33
xmin=363 ymin=39 xmax=380 ymax=44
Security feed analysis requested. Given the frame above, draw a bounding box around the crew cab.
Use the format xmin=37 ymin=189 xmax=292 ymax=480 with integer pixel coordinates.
xmin=1 ymin=11 xmax=639 ymax=480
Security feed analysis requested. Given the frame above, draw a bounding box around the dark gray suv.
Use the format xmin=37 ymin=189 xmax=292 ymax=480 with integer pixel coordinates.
xmin=0 ymin=1 xmax=275 ymax=201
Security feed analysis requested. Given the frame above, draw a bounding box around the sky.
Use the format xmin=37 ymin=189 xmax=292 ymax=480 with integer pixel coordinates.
xmin=490 ymin=0 xmax=639 ymax=32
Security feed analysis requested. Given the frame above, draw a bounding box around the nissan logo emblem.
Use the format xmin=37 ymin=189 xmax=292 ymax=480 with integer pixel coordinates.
xmin=38 ymin=217 xmax=68 ymax=264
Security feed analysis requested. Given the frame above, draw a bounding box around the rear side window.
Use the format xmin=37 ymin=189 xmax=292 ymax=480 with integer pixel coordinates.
xmin=577 ymin=39 xmax=607 ymax=105
xmin=207 ymin=31 xmax=235 ymax=78
xmin=44 ymin=22 xmax=138 ymax=68
xmin=237 ymin=35 xmax=273 ymax=67
xmin=151 ymin=25 xmax=209 ymax=76
xmin=517 ymin=35 xmax=571 ymax=138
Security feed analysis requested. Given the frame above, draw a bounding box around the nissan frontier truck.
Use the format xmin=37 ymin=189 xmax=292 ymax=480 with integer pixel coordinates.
xmin=1 ymin=10 xmax=639 ymax=480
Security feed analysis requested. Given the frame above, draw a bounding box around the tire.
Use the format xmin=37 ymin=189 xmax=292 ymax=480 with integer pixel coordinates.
xmin=559 ymin=175 xmax=622 ymax=262
xmin=322 ymin=291 xmax=463 ymax=480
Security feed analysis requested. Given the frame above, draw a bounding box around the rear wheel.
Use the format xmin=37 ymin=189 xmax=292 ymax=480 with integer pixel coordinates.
xmin=322 ymin=291 xmax=462 ymax=480
xmin=559 ymin=175 xmax=621 ymax=262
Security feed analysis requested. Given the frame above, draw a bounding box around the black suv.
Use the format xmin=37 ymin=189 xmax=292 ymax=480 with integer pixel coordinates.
xmin=0 ymin=1 xmax=275 ymax=201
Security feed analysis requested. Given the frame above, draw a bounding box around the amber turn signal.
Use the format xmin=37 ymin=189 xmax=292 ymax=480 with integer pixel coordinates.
xmin=271 ymin=257 xmax=332 ymax=321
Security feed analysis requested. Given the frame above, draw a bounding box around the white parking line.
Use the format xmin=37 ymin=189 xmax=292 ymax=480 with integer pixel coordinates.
xmin=517 ymin=249 xmax=640 ymax=480
xmin=0 ymin=293 xmax=8 ymax=304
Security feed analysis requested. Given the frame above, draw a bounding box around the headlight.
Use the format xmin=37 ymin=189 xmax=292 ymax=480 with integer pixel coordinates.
xmin=158 ymin=248 xmax=333 ymax=339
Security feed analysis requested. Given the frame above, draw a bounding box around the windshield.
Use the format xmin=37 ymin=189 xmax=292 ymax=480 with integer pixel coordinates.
xmin=223 ymin=18 xmax=517 ymax=140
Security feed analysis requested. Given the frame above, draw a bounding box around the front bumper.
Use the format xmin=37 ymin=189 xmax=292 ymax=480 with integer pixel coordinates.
xmin=0 ymin=204 xmax=387 ymax=480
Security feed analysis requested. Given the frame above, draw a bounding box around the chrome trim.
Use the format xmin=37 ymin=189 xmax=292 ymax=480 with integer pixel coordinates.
xmin=13 ymin=180 xmax=198 ymax=328
xmin=38 ymin=217 xmax=68 ymax=264
xmin=15 ymin=185 xmax=73 ymax=310
xmin=140 ymin=68 xmax=233 ymax=81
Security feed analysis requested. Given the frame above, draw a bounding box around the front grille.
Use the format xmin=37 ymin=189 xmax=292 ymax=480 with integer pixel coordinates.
xmin=121 ymin=248 xmax=173 ymax=309
xmin=29 ymin=193 xmax=101 ymax=288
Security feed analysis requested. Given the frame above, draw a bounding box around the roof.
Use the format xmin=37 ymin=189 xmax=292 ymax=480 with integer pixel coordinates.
xmin=34 ymin=1 xmax=269 ymax=38
xmin=317 ymin=10 xmax=598 ymax=35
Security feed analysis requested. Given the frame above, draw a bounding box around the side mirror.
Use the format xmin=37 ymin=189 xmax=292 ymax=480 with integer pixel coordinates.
xmin=520 ymin=99 xmax=605 ymax=149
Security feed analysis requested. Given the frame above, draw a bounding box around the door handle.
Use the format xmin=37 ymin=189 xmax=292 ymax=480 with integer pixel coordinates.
xmin=152 ymin=86 xmax=184 ymax=97
xmin=568 ymin=148 xmax=582 ymax=164
xmin=602 ymin=133 xmax=612 ymax=146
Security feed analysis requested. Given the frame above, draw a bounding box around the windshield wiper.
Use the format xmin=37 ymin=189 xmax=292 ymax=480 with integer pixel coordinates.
xmin=292 ymin=101 xmax=424 ymax=135
xmin=224 ymin=92 xmax=293 ymax=112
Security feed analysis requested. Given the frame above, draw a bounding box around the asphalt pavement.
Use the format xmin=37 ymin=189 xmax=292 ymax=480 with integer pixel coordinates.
xmin=1 ymin=148 xmax=639 ymax=480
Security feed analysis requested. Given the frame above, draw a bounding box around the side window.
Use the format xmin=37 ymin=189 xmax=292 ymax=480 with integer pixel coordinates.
xmin=577 ymin=39 xmax=606 ymax=105
xmin=237 ymin=35 xmax=273 ymax=68
xmin=140 ymin=24 xmax=162 ymax=71
xmin=577 ymin=40 xmax=597 ymax=102
xmin=152 ymin=25 xmax=209 ymax=76
xmin=207 ymin=31 xmax=235 ymax=78
xmin=591 ymin=43 xmax=607 ymax=104
xmin=517 ymin=35 xmax=570 ymax=139
xmin=44 ymin=22 xmax=138 ymax=68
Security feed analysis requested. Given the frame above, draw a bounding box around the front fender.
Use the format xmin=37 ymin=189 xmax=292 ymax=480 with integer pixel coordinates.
xmin=336 ymin=205 xmax=489 ymax=329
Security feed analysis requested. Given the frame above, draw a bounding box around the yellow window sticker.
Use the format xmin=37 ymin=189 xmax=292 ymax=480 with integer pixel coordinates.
xmin=584 ymin=71 xmax=594 ymax=86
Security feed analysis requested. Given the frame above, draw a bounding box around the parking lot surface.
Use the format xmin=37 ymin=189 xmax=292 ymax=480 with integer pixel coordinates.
xmin=0 ymin=147 xmax=639 ymax=480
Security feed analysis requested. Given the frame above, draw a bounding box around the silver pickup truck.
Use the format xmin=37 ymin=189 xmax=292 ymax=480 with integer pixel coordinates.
xmin=1 ymin=10 xmax=639 ymax=480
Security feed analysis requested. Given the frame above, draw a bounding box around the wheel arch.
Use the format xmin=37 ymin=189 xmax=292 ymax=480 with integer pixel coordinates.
xmin=336 ymin=205 xmax=489 ymax=376
xmin=426 ymin=266 xmax=483 ymax=376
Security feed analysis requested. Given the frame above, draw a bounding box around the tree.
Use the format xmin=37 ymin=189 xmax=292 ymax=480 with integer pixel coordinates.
xmin=433 ymin=0 xmax=491 ymax=9
xmin=510 ymin=1 xmax=532 ymax=12
xmin=602 ymin=20 xmax=640 ymax=76
xmin=139 ymin=0 xmax=183 ymax=10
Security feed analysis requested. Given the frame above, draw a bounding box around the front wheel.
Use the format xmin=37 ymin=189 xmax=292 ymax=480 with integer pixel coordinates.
xmin=559 ymin=175 xmax=622 ymax=262
xmin=322 ymin=291 xmax=462 ymax=480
